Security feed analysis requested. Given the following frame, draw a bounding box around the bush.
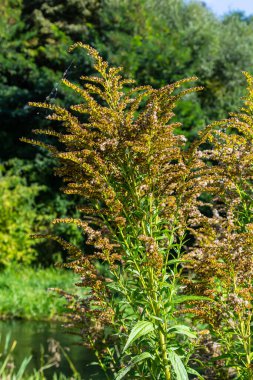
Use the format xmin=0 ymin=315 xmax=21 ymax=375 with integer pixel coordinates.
xmin=0 ymin=158 xmax=84 ymax=266
xmin=0 ymin=160 xmax=42 ymax=266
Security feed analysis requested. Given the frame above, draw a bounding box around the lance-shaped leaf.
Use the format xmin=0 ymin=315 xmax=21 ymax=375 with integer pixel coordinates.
xmin=173 ymin=295 xmax=212 ymax=304
xmin=115 ymin=352 xmax=152 ymax=380
xmin=168 ymin=324 xmax=197 ymax=339
xmin=187 ymin=367 xmax=205 ymax=380
xmin=168 ymin=350 xmax=188 ymax=380
xmin=123 ymin=321 xmax=154 ymax=352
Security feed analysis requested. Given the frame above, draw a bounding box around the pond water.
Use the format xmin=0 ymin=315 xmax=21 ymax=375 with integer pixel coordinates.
xmin=0 ymin=320 xmax=105 ymax=379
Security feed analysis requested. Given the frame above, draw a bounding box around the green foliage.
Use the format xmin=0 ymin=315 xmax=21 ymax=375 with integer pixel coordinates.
xmin=0 ymin=0 xmax=101 ymax=159
xmin=202 ymin=12 xmax=253 ymax=120
xmin=123 ymin=321 xmax=154 ymax=352
xmin=0 ymin=0 xmax=94 ymax=265
xmin=22 ymin=0 xmax=101 ymax=40
xmin=0 ymin=157 xmax=83 ymax=266
xmin=0 ymin=266 xmax=79 ymax=320
xmin=0 ymin=160 xmax=42 ymax=266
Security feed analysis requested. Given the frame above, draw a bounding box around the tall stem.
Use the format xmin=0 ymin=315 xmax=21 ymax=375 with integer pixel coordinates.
xmin=148 ymin=268 xmax=171 ymax=380
xmin=159 ymin=330 xmax=171 ymax=380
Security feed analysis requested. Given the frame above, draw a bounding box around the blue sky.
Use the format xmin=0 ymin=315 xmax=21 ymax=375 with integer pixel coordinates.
xmin=202 ymin=0 xmax=253 ymax=16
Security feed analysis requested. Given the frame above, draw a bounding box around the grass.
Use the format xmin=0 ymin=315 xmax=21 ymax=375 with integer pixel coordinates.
xmin=0 ymin=266 xmax=79 ymax=321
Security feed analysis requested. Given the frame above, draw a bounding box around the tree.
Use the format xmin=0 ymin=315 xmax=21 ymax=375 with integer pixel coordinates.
xmin=94 ymin=0 xmax=253 ymax=138
xmin=0 ymin=0 xmax=101 ymax=263
xmin=0 ymin=0 xmax=101 ymax=159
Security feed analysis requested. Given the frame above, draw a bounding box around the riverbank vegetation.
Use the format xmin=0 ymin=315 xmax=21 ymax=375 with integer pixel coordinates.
xmin=1 ymin=0 xmax=253 ymax=379
xmin=0 ymin=266 xmax=79 ymax=321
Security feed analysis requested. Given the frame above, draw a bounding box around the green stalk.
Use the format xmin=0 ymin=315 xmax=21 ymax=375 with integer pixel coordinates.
xmin=148 ymin=267 xmax=171 ymax=380
xmin=159 ymin=330 xmax=171 ymax=380
xmin=238 ymin=314 xmax=252 ymax=376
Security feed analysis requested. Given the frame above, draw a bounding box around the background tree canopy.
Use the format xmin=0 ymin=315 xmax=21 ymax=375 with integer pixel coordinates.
xmin=1 ymin=0 xmax=253 ymax=265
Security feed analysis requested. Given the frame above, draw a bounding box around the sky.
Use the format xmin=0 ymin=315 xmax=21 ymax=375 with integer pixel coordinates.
xmin=202 ymin=0 xmax=253 ymax=16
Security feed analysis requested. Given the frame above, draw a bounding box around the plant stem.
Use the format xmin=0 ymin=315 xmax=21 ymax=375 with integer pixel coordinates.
xmin=159 ymin=330 xmax=171 ymax=380
xmin=148 ymin=267 xmax=171 ymax=380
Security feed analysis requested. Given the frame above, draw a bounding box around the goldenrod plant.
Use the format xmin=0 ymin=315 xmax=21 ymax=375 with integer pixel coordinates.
xmin=23 ymin=44 xmax=253 ymax=379
xmin=184 ymin=72 xmax=253 ymax=379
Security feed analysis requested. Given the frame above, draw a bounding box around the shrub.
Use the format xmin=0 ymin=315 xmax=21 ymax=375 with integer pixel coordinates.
xmin=0 ymin=160 xmax=42 ymax=266
xmin=0 ymin=157 xmax=84 ymax=266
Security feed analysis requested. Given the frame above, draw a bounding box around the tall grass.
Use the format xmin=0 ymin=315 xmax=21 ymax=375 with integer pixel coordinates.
xmin=0 ymin=266 xmax=78 ymax=320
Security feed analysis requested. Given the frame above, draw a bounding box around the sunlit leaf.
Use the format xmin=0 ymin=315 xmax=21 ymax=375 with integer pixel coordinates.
xmin=115 ymin=352 xmax=152 ymax=380
xmin=123 ymin=321 xmax=154 ymax=352
xmin=168 ymin=350 xmax=188 ymax=380
xmin=168 ymin=325 xmax=197 ymax=339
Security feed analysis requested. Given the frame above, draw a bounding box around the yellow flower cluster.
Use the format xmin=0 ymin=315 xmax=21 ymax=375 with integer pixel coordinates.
xmin=24 ymin=44 xmax=253 ymax=377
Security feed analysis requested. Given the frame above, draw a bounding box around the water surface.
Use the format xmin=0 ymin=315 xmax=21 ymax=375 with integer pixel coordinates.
xmin=0 ymin=320 xmax=105 ymax=379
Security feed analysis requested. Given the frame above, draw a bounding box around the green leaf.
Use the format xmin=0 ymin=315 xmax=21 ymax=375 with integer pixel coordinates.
xmin=168 ymin=350 xmax=188 ymax=380
xmin=106 ymin=282 xmax=125 ymax=293
xmin=151 ymin=315 xmax=164 ymax=323
xmin=167 ymin=259 xmax=191 ymax=265
xmin=168 ymin=325 xmax=197 ymax=339
xmin=187 ymin=367 xmax=205 ymax=380
xmin=115 ymin=352 xmax=152 ymax=380
xmin=15 ymin=356 xmax=32 ymax=380
xmin=123 ymin=321 xmax=154 ymax=352
xmin=174 ymin=295 xmax=212 ymax=304
xmin=210 ymin=353 xmax=234 ymax=361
